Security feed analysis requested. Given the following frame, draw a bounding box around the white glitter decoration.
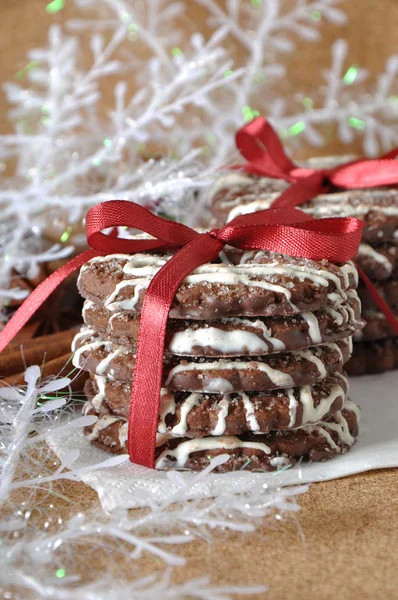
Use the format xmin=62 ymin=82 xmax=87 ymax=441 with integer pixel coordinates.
xmin=1 ymin=1 xmax=397 ymax=316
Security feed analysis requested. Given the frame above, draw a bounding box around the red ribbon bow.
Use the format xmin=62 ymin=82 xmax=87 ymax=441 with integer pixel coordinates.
xmin=234 ymin=116 xmax=398 ymax=205
xmin=0 ymin=200 xmax=368 ymax=468
xmin=232 ymin=117 xmax=398 ymax=334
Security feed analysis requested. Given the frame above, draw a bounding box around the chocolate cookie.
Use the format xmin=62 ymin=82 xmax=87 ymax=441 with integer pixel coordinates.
xmin=85 ymin=371 xmax=348 ymax=435
xmin=82 ymin=400 xmax=360 ymax=471
xmin=357 ymin=279 xmax=398 ymax=312
xmin=82 ymin=291 xmax=363 ymax=357
xmin=353 ymin=309 xmax=398 ymax=342
xmin=225 ymin=189 xmax=398 ymax=245
xmin=210 ymin=172 xmax=288 ymax=225
xmin=356 ymin=243 xmax=398 ymax=281
xmin=78 ymin=252 xmax=358 ymax=320
xmin=72 ymin=328 xmax=352 ymax=391
xmin=346 ymin=338 xmax=398 ymax=375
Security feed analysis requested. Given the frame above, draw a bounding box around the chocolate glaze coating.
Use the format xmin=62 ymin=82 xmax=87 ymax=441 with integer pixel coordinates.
xmin=82 ymin=294 xmax=363 ymax=357
xmin=354 ymin=310 xmax=398 ymax=342
xmin=358 ymin=278 xmax=398 ymax=311
xmin=77 ymin=251 xmax=357 ymax=320
xmin=84 ymin=371 xmax=348 ymax=435
xmin=73 ymin=328 xmax=351 ymax=391
xmin=346 ymin=338 xmax=398 ymax=375
xmin=83 ymin=402 xmax=360 ymax=472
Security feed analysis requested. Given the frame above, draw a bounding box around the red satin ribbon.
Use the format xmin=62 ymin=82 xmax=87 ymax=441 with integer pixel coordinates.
xmin=232 ymin=117 xmax=398 ymax=335
xmin=0 ymin=200 xmax=366 ymax=468
xmin=233 ymin=116 xmax=398 ymax=192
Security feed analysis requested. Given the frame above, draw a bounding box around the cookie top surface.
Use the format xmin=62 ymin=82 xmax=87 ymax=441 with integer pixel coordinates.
xmin=77 ymin=251 xmax=358 ymax=320
xmin=224 ymin=188 xmax=398 ymax=245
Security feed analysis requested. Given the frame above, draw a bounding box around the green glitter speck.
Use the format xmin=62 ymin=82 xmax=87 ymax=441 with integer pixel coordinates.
xmin=288 ymin=121 xmax=306 ymax=136
xmin=224 ymin=68 xmax=233 ymax=77
xmin=60 ymin=227 xmax=73 ymax=243
xmin=46 ymin=0 xmax=64 ymax=14
xmin=172 ymin=47 xmax=183 ymax=57
xmin=311 ymin=10 xmax=321 ymax=20
xmin=348 ymin=117 xmax=366 ymax=130
xmin=303 ymin=97 xmax=313 ymax=109
xmin=55 ymin=568 xmax=66 ymax=578
xmin=242 ymin=105 xmax=260 ymax=122
xmin=344 ymin=66 xmax=358 ymax=85
xmin=103 ymin=138 xmax=112 ymax=148
xmin=15 ymin=61 xmax=39 ymax=81
xmin=251 ymin=0 xmax=262 ymax=7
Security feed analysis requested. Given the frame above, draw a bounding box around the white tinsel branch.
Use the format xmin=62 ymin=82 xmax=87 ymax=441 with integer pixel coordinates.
xmin=0 ymin=364 xmax=307 ymax=598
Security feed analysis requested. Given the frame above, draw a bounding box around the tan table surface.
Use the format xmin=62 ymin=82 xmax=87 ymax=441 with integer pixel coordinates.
xmin=35 ymin=466 xmax=397 ymax=599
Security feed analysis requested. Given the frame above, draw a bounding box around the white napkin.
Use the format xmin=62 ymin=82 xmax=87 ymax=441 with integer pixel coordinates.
xmin=49 ymin=371 xmax=398 ymax=510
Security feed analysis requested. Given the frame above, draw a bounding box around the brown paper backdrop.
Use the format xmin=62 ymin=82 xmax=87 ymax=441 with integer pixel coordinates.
xmin=1 ymin=2 xmax=398 ymax=598
xmin=1 ymin=0 xmax=398 ymax=156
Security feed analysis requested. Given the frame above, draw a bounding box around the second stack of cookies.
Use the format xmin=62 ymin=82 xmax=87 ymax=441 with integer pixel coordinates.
xmin=210 ymin=174 xmax=398 ymax=376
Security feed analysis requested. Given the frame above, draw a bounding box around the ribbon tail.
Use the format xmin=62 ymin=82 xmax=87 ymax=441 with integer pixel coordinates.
xmin=128 ymin=234 xmax=224 ymax=468
xmin=357 ymin=266 xmax=398 ymax=335
xmin=0 ymin=249 xmax=100 ymax=354
xmin=271 ymin=176 xmax=327 ymax=209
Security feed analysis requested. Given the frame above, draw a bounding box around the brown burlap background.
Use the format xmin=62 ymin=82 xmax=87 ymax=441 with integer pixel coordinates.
xmin=1 ymin=1 xmax=398 ymax=597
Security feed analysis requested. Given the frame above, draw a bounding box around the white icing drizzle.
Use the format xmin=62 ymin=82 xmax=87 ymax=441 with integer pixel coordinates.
xmin=211 ymin=172 xmax=253 ymax=197
xmin=85 ymin=414 xmax=119 ymax=442
xmin=212 ymin=397 xmax=230 ymax=435
xmin=227 ymin=199 xmax=274 ymax=221
xmin=93 ymin=250 xmax=353 ymax=314
xmin=71 ymin=327 xmax=93 ymax=352
xmin=164 ymin=359 xmax=294 ymax=389
xmin=240 ymin=251 xmax=256 ymax=264
xmin=157 ymin=391 xmax=261 ymax=437
xmin=118 ymin=422 xmax=128 ymax=448
xmin=72 ymin=339 xmax=109 ymax=370
xmin=299 ymin=382 xmax=344 ymax=424
xmin=171 ymin=393 xmax=200 ymax=436
xmin=226 ymin=191 xmax=398 ymax=222
xmin=269 ymin=456 xmax=291 ymax=469
xmin=71 ymin=332 xmax=124 ymax=378
xmin=340 ymin=262 xmax=358 ymax=288
xmin=359 ymin=243 xmax=393 ymax=275
xmin=82 ymin=300 xmax=95 ymax=322
xmin=286 ymin=389 xmax=298 ymax=428
xmin=333 ymin=370 xmax=349 ymax=391
xmin=241 ymin=393 xmax=260 ymax=432
xmin=158 ymin=390 xmax=176 ymax=434
xmin=324 ymin=306 xmax=344 ymax=326
xmin=300 ymin=311 xmax=322 ymax=344
xmin=96 ymin=347 xmax=124 ymax=376
xmin=304 ymin=399 xmax=360 ymax=453
xmin=92 ymin=375 xmax=107 ymax=411
xmin=218 ymin=250 xmax=232 ymax=265
xmin=294 ymin=348 xmax=327 ymax=379
xmin=109 ymin=311 xmax=123 ymax=331
xmin=169 ymin=323 xmax=284 ymax=355
xmin=155 ymin=436 xmax=271 ymax=469
xmin=203 ymin=378 xmax=234 ymax=393
xmin=106 ymin=279 xmax=149 ymax=311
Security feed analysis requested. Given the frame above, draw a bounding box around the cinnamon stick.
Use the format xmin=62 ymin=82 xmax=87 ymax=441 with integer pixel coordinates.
xmin=1 ymin=352 xmax=88 ymax=392
xmin=0 ymin=328 xmax=79 ymax=376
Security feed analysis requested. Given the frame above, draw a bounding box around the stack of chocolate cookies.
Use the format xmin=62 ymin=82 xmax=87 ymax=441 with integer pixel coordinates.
xmin=210 ymin=174 xmax=398 ymax=376
xmin=72 ymin=246 xmax=363 ymax=472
